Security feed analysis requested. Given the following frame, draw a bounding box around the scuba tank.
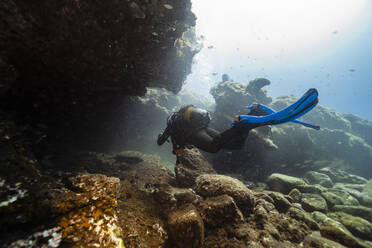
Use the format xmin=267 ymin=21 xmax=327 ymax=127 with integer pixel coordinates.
xmin=182 ymin=105 xmax=211 ymax=129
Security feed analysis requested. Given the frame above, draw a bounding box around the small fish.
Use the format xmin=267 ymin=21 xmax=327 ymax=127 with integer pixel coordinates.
xmin=349 ymin=69 xmax=355 ymax=72
xmin=332 ymin=30 xmax=338 ymax=34
xmin=207 ymin=45 xmax=214 ymax=49
xmin=163 ymin=4 xmax=173 ymax=10
xmin=212 ymin=72 xmax=218 ymax=76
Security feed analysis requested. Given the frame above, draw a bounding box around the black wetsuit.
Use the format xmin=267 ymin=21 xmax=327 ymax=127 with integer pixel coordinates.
xmin=157 ymin=107 xmax=260 ymax=153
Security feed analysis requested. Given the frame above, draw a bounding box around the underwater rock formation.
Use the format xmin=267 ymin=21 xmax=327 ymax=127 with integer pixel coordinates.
xmin=5 ymin=137 xmax=351 ymax=247
xmin=0 ymin=0 xmax=199 ymax=155
xmin=175 ymin=148 xmax=216 ymax=187
xmin=0 ymin=0 xmax=196 ymax=95
xmin=208 ymin=79 xmax=372 ymax=179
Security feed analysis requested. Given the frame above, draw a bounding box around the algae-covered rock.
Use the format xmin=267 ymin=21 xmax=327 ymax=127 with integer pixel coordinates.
xmin=303 ymin=231 xmax=347 ymax=248
xmin=360 ymin=180 xmax=372 ymax=208
xmin=328 ymin=212 xmax=372 ymax=241
xmin=311 ymin=211 xmax=329 ymax=224
xmin=333 ymin=205 xmax=372 ymax=222
xmin=304 ymin=171 xmax=334 ymax=188
xmin=267 ymin=173 xmax=307 ymax=194
xmin=333 ymin=183 xmax=364 ymax=200
xmin=319 ymin=217 xmax=368 ymax=248
xmin=319 ymin=167 xmax=368 ymax=184
xmin=197 ymin=194 xmax=244 ymax=228
xmin=175 ymin=148 xmax=216 ymax=187
xmin=301 ymin=193 xmax=328 ymax=213
xmin=289 ymin=188 xmax=302 ymax=203
xmin=288 ymin=207 xmax=319 ymax=230
xmin=311 ymin=212 xmax=368 ymax=248
xmin=168 ymin=205 xmax=204 ymax=248
xmin=327 ymin=188 xmax=359 ymax=205
xmin=195 ymin=174 xmax=255 ymax=214
xmin=321 ymin=192 xmax=346 ymax=209
xmin=297 ymin=184 xmax=327 ymax=194
xmin=267 ymin=191 xmax=292 ymax=213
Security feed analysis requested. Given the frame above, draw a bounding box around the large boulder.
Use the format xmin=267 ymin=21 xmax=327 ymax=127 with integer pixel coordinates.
xmin=321 ymin=191 xmax=354 ymax=209
xmin=266 ymin=173 xmax=307 ymax=194
xmin=297 ymin=184 xmax=327 ymax=194
xmin=288 ymin=188 xmax=302 ymax=203
xmin=195 ymin=174 xmax=255 ymax=214
xmin=267 ymin=191 xmax=292 ymax=213
xmin=175 ymin=148 xmax=216 ymax=187
xmin=324 ymin=188 xmax=359 ymax=206
xmin=301 ymin=193 xmax=328 ymax=213
xmin=304 ymin=171 xmax=334 ymax=188
xmin=197 ymin=194 xmax=244 ymax=228
xmin=328 ymin=212 xmax=372 ymax=241
xmin=360 ymin=180 xmax=372 ymax=207
xmin=318 ymin=168 xmax=368 ymax=184
xmin=288 ymin=207 xmax=319 ymax=231
xmin=303 ymin=231 xmax=347 ymax=248
xmin=332 ymin=205 xmax=372 ymax=223
xmin=333 ymin=183 xmax=365 ymax=200
xmin=318 ymin=215 xmax=368 ymax=248
xmin=168 ymin=204 xmax=204 ymax=248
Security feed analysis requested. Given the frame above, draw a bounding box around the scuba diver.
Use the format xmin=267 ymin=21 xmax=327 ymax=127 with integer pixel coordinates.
xmin=157 ymin=88 xmax=320 ymax=155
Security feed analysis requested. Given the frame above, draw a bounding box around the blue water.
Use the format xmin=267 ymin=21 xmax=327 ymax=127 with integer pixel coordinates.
xmin=185 ymin=0 xmax=372 ymax=120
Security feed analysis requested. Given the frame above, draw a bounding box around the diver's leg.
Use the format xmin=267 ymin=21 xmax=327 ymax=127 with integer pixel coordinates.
xmin=212 ymin=126 xmax=253 ymax=150
xmin=190 ymin=127 xmax=249 ymax=153
xmin=189 ymin=129 xmax=221 ymax=153
xmin=205 ymin=127 xmax=220 ymax=138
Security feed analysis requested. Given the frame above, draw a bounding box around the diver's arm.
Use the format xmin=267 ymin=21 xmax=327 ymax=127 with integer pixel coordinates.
xmin=157 ymin=126 xmax=170 ymax=145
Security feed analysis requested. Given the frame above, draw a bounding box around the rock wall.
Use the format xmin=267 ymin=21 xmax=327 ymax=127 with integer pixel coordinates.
xmin=0 ymin=0 xmax=198 ymax=154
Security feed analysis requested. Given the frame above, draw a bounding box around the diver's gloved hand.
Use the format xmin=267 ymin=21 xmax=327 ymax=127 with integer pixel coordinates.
xmin=247 ymin=103 xmax=269 ymax=116
xmin=157 ymin=131 xmax=170 ymax=145
xmin=232 ymin=115 xmax=261 ymax=129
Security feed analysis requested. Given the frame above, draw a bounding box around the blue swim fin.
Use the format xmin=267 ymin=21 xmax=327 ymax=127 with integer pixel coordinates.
xmin=233 ymin=88 xmax=319 ymax=128
xmin=248 ymin=104 xmax=320 ymax=130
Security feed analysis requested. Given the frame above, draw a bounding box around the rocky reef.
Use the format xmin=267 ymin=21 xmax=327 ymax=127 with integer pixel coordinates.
xmin=3 ymin=132 xmax=372 ymax=247
xmin=1 ymin=0 xmax=372 ymax=246
xmin=208 ymin=79 xmax=372 ymax=179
